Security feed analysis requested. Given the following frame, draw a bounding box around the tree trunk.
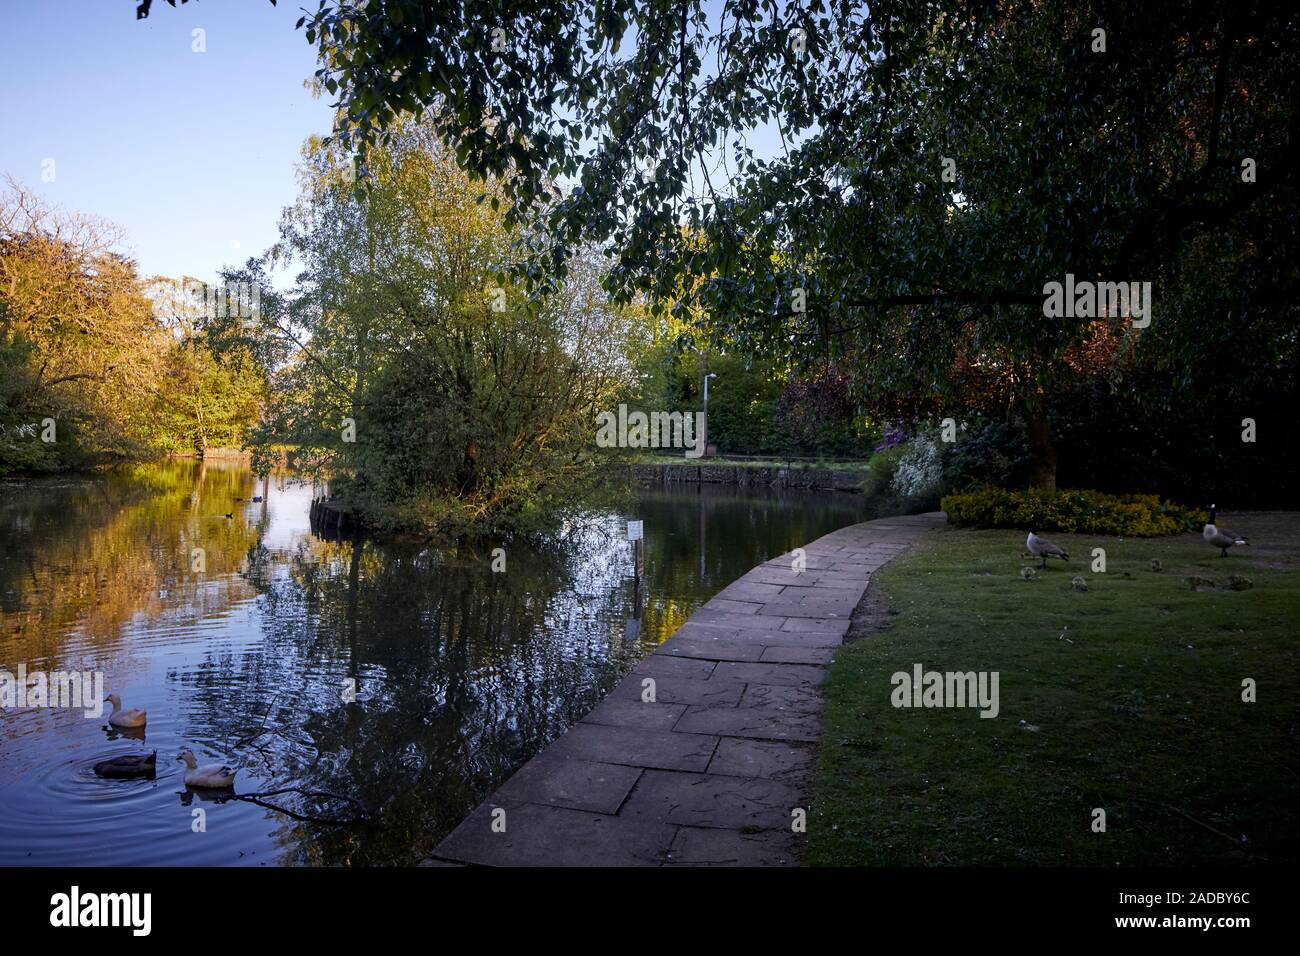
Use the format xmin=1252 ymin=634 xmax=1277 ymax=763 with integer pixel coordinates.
xmin=1024 ymin=399 xmax=1058 ymax=491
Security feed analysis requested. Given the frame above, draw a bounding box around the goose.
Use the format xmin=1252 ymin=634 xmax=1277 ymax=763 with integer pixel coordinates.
xmin=177 ymin=750 xmax=239 ymax=789
xmin=1203 ymin=504 xmax=1248 ymax=557
xmin=1025 ymin=525 xmax=1069 ymax=569
xmin=105 ymin=694 xmax=147 ymax=729
xmin=93 ymin=751 xmax=156 ymax=779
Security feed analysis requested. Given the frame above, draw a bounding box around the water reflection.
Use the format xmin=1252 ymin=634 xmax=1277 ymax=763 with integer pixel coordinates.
xmin=0 ymin=461 xmax=865 ymax=865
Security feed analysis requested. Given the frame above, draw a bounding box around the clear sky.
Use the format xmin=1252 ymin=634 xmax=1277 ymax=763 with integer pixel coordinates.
xmin=1 ymin=1 xmax=792 ymax=288
xmin=0 ymin=0 xmax=334 ymax=284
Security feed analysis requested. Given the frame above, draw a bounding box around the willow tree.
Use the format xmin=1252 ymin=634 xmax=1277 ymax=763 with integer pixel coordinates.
xmin=256 ymin=0 xmax=1299 ymax=490
xmin=225 ymin=118 xmax=638 ymax=535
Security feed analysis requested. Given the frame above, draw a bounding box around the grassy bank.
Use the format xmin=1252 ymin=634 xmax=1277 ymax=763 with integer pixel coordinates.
xmin=809 ymin=513 xmax=1300 ymax=866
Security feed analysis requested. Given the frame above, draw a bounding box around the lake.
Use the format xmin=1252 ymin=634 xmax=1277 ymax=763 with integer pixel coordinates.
xmin=0 ymin=461 xmax=866 ymax=865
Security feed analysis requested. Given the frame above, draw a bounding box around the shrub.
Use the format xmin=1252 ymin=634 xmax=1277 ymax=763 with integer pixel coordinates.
xmin=863 ymin=445 xmax=906 ymax=496
xmin=775 ymin=363 xmax=874 ymax=457
xmin=941 ymin=487 xmax=1204 ymax=537
xmin=892 ymin=435 xmax=944 ymax=501
xmin=942 ymin=420 xmax=1032 ymax=490
xmin=874 ymin=422 xmax=910 ymax=452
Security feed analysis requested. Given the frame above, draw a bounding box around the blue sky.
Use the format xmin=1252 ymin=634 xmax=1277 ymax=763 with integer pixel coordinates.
xmin=1 ymin=1 xmax=793 ymax=288
xmin=0 ymin=0 xmax=333 ymax=284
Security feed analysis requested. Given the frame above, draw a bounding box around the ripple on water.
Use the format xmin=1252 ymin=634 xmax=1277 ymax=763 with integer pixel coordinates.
xmin=0 ymin=740 xmax=280 ymax=867
xmin=2 ymin=464 xmax=869 ymax=865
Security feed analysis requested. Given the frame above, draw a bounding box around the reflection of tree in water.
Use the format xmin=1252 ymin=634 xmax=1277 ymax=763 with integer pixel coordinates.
xmin=633 ymin=484 xmax=867 ymax=645
xmin=0 ymin=460 xmax=261 ymax=662
xmin=5 ymin=463 xmax=869 ymax=865
xmin=183 ymin=486 xmax=864 ymax=864
xmin=184 ymin=526 xmax=646 ymax=865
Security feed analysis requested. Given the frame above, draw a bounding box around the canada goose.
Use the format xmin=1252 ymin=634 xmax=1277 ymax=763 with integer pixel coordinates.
xmin=1026 ymin=525 xmax=1069 ymax=569
xmin=93 ymin=751 xmax=157 ymax=779
xmin=177 ymin=750 xmax=239 ymax=789
xmin=105 ymin=694 xmax=147 ymax=729
xmin=222 ymin=513 xmax=234 ymax=519
xmin=1203 ymin=504 xmax=1248 ymax=557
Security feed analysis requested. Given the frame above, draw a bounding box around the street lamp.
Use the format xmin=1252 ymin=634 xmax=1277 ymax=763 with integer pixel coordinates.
xmin=703 ymin=372 xmax=718 ymax=458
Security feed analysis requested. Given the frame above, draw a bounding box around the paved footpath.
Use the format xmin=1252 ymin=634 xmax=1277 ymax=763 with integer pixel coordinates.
xmin=428 ymin=512 xmax=946 ymax=866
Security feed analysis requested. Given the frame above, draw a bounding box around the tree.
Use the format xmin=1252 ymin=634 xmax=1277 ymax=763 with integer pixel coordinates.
xmin=266 ymin=0 xmax=1298 ymax=489
xmin=0 ymin=178 xmax=168 ymax=471
xmin=225 ymin=117 xmax=639 ymax=535
xmin=1 ymin=179 xmax=268 ymax=473
xmin=148 ymin=276 xmax=269 ymax=455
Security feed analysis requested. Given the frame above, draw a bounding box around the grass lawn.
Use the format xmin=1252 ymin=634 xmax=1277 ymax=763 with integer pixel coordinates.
xmin=808 ymin=512 xmax=1300 ymax=866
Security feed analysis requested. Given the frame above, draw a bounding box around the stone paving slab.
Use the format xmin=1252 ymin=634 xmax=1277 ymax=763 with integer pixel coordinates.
xmin=710 ymin=660 xmax=828 ymax=687
xmin=666 ymin=825 xmax=799 ymax=866
xmin=436 ymin=802 xmax=676 ymax=867
xmin=759 ymin=645 xmax=835 ymax=664
xmin=672 ymin=703 xmax=821 ymax=741
xmin=779 ymin=616 xmax=850 ymax=635
xmin=427 ymin=511 xmax=944 ymax=866
xmin=494 ymin=756 xmax=644 ymax=814
xmin=582 ymin=697 xmax=689 ymax=730
xmin=659 ymin=635 xmax=768 ymax=662
xmin=703 ymin=597 xmax=764 ymax=615
xmin=619 ymin=769 xmax=802 ymax=829
xmin=632 ymin=654 xmax=717 ymax=679
xmin=706 ymin=737 xmax=816 ymax=780
xmin=739 ymin=682 xmax=824 ymax=713
xmin=544 ymin=722 xmax=718 ymax=772
xmin=688 ymin=608 xmax=794 ymax=630
xmin=606 ymin=673 xmax=746 ymax=707
xmin=715 ymin=580 xmax=787 ymax=602
xmin=754 ymin=628 xmax=846 ymax=648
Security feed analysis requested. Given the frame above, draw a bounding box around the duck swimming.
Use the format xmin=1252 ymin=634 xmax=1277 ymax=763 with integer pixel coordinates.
xmin=93 ymin=751 xmax=157 ymax=779
xmin=177 ymin=750 xmax=239 ymax=789
xmin=105 ymin=694 xmax=147 ymax=729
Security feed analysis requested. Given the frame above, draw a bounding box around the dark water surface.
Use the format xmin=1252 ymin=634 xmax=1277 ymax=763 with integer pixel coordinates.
xmin=0 ymin=461 xmax=865 ymax=866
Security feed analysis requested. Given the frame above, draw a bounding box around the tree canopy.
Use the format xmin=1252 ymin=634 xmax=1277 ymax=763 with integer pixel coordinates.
xmin=0 ymin=178 xmax=266 ymax=472
xmin=272 ymin=0 xmax=1297 ymax=488
xmin=124 ymin=0 xmax=1300 ymax=502
xmin=214 ymin=118 xmax=643 ymax=535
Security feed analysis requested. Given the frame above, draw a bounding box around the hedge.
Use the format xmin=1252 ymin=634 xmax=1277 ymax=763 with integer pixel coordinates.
xmin=940 ymin=488 xmax=1205 ymax=536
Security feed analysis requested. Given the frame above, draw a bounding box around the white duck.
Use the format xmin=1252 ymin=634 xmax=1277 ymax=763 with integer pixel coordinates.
xmin=1203 ymin=504 xmax=1249 ymax=557
xmin=1026 ymin=525 xmax=1069 ymax=569
xmin=177 ymin=750 xmax=239 ymax=789
xmin=105 ymin=694 xmax=147 ymax=729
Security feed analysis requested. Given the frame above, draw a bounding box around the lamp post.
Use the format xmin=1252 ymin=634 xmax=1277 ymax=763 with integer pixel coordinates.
xmin=703 ymin=372 xmax=717 ymax=459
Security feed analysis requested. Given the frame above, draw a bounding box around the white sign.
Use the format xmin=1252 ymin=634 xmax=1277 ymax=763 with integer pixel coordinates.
xmin=627 ymin=520 xmax=644 ymax=541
